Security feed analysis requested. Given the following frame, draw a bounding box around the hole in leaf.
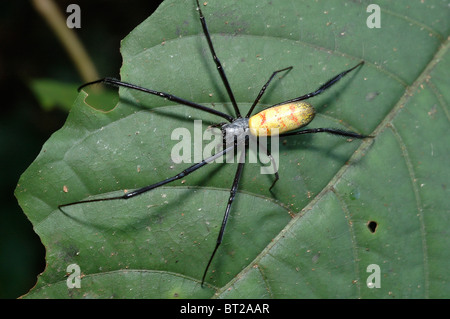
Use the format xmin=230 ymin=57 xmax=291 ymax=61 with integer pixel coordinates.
xmin=367 ymin=220 xmax=378 ymax=233
xmin=82 ymin=84 xmax=119 ymax=112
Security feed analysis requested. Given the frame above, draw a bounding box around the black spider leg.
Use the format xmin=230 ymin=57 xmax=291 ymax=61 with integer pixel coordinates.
xmin=279 ymin=128 xmax=372 ymax=139
xmin=271 ymin=61 xmax=365 ymax=107
xmin=195 ymin=0 xmax=241 ymax=118
xmin=78 ymin=78 xmax=234 ymax=122
xmin=246 ymin=66 xmax=293 ymax=118
xmin=58 ymin=143 xmax=236 ymax=210
xmin=201 ymin=146 xmax=246 ymax=286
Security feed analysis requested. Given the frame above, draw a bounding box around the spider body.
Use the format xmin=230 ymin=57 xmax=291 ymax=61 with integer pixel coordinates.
xmin=249 ymin=101 xmax=315 ymax=136
xmin=221 ymin=117 xmax=250 ymax=146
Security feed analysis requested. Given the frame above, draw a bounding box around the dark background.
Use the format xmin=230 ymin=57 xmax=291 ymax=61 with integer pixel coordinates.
xmin=0 ymin=0 xmax=163 ymax=298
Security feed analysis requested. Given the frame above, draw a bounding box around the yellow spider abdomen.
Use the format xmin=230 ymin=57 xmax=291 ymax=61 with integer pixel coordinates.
xmin=248 ymin=101 xmax=316 ymax=136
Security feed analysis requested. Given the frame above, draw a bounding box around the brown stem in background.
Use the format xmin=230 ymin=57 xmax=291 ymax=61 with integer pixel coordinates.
xmin=31 ymin=0 xmax=99 ymax=82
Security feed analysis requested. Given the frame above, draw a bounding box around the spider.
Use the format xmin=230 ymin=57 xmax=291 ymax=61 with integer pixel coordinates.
xmin=59 ymin=0 xmax=372 ymax=287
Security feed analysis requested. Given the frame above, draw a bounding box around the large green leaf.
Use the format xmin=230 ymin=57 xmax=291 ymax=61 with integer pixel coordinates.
xmin=16 ymin=0 xmax=449 ymax=298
